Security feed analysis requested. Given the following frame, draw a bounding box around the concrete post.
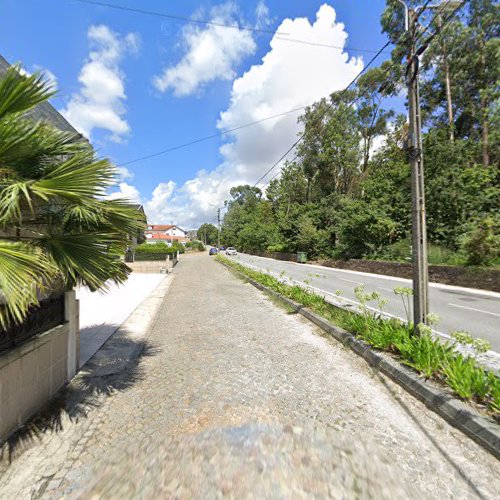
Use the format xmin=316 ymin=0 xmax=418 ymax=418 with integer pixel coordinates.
xmin=65 ymin=290 xmax=79 ymax=380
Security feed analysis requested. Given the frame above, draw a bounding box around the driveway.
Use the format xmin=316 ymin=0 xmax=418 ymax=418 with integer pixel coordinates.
xmin=77 ymin=273 xmax=166 ymax=366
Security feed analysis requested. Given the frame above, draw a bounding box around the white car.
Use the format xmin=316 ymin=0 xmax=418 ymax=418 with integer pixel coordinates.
xmin=225 ymin=247 xmax=237 ymax=255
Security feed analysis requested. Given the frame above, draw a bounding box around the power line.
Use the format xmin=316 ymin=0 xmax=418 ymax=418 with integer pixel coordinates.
xmin=73 ymin=0 xmax=287 ymax=35
xmin=415 ymin=0 xmax=465 ymax=44
xmin=252 ymin=40 xmax=392 ymax=187
xmin=73 ymin=0 xmax=390 ymax=54
xmin=117 ymin=106 xmax=306 ymax=167
xmin=273 ymin=36 xmax=390 ymax=54
xmin=256 ymin=0 xmax=467 ymax=190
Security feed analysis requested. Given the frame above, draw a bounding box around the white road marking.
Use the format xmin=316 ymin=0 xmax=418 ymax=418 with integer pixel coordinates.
xmin=379 ymin=287 xmax=394 ymax=292
xmin=449 ymin=303 xmax=500 ymax=317
xmin=339 ymin=278 xmax=362 ymax=285
xmin=237 ymin=254 xmax=500 ymax=298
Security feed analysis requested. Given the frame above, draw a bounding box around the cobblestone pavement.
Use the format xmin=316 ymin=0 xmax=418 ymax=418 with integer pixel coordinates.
xmin=0 ymin=254 xmax=499 ymax=499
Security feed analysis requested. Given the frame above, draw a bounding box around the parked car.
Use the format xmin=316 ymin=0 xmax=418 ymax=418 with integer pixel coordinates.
xmin=226 ymin=247 xmax=237 ymax=255
xmin=209 ymin=247 xmax=218 ymax=255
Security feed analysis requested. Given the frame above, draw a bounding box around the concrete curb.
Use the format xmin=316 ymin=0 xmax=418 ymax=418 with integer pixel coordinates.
xmin=219 ymin=260 xmax=500 ymax=460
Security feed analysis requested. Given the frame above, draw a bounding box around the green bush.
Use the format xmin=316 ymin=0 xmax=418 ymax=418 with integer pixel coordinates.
xmin=134 ymin=242 xmax=181 ymax=258
xmin=461 ymin=217 xmax=500 ymax=266
xmin=267 ymin=243 xmax=288 ymax=253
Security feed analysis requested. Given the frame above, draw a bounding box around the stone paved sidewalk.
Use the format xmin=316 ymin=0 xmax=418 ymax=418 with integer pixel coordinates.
xmin=0 ymin=253 xmax=499 ymax=499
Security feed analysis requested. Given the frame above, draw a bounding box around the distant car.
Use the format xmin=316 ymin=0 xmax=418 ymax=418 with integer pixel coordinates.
xmin=220 ymin=246 xmax=226 ymax=250
xmin=209 ymin=247 xmax=218 ymax=255
xmin=226 ymin=247 xmax=237 ymax=255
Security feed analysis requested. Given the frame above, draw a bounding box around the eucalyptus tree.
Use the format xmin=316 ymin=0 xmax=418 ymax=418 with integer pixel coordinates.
xmin=0 ymin=67 xmax=146 ymax=328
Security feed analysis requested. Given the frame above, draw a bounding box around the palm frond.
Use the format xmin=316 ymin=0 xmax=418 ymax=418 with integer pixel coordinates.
xmin=39 ymin=233 xmax=131 ymax=290
xmin=0 ymin=119 xmax=85 ymax=178
xmin=0 ymin=240 xmax=58 ymax=329
xmin=0 ymin=66 xmax=55 ymax=121
xmin=0 ymin=180 xmax=37 ymax=224
xmin=35 ymin=154 xmax=116 ymax=200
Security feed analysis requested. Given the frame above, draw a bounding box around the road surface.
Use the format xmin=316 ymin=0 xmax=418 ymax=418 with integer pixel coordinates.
xmin=232 ymin=253 xmax=500 ymax=352
xmin=0 ymin=253 xmax=498 ymax=498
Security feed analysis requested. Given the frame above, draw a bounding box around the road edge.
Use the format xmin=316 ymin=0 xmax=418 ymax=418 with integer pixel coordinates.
xmin=218 ymin=260 xmax=500 ymax=460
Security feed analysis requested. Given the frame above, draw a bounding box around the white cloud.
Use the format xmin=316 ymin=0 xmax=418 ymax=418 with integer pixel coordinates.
xmin=32 ymin=65 xmax=58 ymax=90
xmin=116 ymin=166 xmax=134 ymax=181
xmin=61 ymin=25 xmax=139 ymax=141
xmin=142 ymin=4 xmax=365 ymax=228
xmin=106 ymin=182 xmax=141 ymax=203
xmin=255 ymin=1 xmax=271 ymax=28
xmin=153 ymin=2 xmax=256 ymax=96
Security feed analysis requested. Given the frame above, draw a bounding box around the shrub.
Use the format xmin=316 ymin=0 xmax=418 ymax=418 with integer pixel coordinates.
xmin=442 ymin=355 xmax=490 ymax=401
xmin=267 ymin=243 xmax=288 ymax=253
xmin=398 ymin=333 xmax=452 ymax=379
xmin=461 ymin=217 xmax=500 ymax=266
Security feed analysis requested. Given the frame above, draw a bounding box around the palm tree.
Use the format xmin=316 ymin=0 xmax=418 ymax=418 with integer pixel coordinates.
xmin=0 ymin=66 xmax=146 ymax=329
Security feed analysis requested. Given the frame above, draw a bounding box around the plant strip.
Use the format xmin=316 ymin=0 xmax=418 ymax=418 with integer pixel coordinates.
xmin=216 ymin=255 xmax=500 ymax=423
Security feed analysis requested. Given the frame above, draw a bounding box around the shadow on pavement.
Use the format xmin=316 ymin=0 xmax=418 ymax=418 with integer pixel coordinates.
xmin=0 ymin=326 xmax=159 ymax=465
xmin=374 ymin=371 xmax=488 ymax=500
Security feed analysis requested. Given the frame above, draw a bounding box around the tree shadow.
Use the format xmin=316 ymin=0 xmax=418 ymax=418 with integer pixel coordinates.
xmin=373 ymin=371 xmax=489 ymax=500
xmin=0 ymin=327 xmax=159 ymax=465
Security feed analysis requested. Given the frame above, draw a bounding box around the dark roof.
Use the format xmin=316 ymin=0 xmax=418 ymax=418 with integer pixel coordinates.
xmin=0 ymin=54 xmax=81 ymax=136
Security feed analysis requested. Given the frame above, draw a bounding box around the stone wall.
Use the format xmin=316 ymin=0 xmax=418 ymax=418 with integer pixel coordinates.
xmin=127 ymin=256 xmax=178 ymax=274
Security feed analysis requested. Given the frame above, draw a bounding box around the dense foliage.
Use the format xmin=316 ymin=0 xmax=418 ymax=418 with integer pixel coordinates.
xmin=135 ymin=241 xmax=185 ymax=258
xmin=215 ymin=1 xmax=499 ymax=265
xmin=0 ymin=67 xmax=145 ymax=328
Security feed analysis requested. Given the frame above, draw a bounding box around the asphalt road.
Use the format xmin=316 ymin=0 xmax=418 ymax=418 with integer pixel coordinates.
xmin=231 ymin=253 xmax=500 ymax=352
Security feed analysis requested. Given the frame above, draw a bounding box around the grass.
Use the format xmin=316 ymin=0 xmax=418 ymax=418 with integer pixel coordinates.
xmin=217 ymin=254 xmax=500 ymax=420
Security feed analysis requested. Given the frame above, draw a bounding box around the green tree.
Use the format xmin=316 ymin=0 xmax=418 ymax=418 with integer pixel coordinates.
xmin=197 ymin=223 xmax=218 ymax=245
xmin=0 ymin=67 xmax=145 ymax=328
xmin=297 ymin=91 xmax=361 ymax=200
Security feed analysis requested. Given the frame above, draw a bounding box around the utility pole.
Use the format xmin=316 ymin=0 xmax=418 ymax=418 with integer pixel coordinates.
xmin=217 ymin=208 xmax=221 ymax=250
xmin=399 ymin=1 xmax=429 ymax=329
xmin=210 ymin=204 xmax=224 ymax=249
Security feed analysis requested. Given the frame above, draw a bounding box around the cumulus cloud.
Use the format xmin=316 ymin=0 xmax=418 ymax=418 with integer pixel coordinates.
xmin=153 ymin=2 xmax=256 ymax=96
xmin=143 ymin=3 xmax=364 ymax=228
xmin=106 ymin=182 xmax=141 ymax=203
xmin=61 ymin=25 xmax=139 ymax=141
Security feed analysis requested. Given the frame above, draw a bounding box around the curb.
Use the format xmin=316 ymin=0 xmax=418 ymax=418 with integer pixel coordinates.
xmin=219 ymin=260 xmax=500 ymax=460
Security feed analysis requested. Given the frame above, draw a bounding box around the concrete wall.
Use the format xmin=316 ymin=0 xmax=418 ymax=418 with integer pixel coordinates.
xmin=0 ymin=324 xmax=67 ymax=441
xmin=0 ymin=292 xmax=79 ymax=442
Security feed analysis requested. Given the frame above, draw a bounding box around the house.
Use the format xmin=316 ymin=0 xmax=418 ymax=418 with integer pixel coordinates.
xmin=145 ymin=224 xmax=189 ymax=245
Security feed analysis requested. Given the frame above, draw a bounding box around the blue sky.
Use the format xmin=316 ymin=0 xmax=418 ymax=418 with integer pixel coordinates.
xmin=0 ymin=0 xmax=395 ymax=228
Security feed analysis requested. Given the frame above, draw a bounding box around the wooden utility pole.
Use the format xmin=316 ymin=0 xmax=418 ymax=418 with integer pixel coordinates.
xmin=400 ymin=1 xmax=429 ymax=329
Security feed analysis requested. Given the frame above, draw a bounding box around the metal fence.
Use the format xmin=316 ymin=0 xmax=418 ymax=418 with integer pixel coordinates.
xmin=0 ymin=294 xmax=65 ymax=355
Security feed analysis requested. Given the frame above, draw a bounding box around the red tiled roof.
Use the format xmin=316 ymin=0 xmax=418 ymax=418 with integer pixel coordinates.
xmin=148 ymin=224 xmax=173 ymax=231
xmin=149 ymin=234 xmax=188 ymax=241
